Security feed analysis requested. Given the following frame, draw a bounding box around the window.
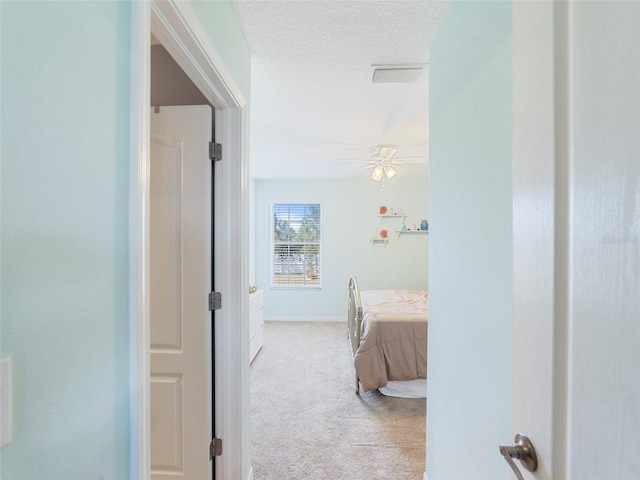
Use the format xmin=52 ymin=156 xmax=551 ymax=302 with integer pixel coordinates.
xmin=271 ymin=203 xmax=321 ymax=288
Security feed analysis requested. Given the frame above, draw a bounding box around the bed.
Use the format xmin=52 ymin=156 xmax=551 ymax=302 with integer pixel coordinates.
xmin=348 ymin=275 xmax=428 ymax=394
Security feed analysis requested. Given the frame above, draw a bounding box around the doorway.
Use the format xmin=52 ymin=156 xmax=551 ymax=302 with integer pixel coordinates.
xmin=130 ymin=2 xmax=250 ymax=479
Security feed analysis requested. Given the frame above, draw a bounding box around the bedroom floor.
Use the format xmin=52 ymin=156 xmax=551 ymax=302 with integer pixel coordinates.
xmin=250 ymin=321 xmax=426 ymax=480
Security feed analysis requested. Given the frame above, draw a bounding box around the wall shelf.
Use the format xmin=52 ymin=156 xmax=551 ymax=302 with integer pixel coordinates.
xmin=369 ymin=238 xmax=389 ymax=247
xmin=395 ymin=230 xmax=429 ymax=239
xmin=378 ymin=213 xmax=406 ymax=222
xmin=374 ymin=208 xmax=426 ymax=246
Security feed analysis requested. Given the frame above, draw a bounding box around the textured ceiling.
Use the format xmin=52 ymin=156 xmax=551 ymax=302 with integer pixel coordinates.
xmin=231 ymin=0 xmax=450 ymax=179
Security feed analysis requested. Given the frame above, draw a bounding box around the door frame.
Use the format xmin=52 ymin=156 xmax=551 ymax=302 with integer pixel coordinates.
xmin=512 ymin=3 xmax=570 ymax=478
xmin=129 ymin=2 xmax=250 ymax=479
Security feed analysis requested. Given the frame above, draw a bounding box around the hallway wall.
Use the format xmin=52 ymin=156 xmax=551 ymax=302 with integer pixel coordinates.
xmin=0 ymin=2 xmax=251 ymax=478
xmin=427 ymin=2 xmax=513 ymax=478
xmin=1 ymin=2 xmax=131 ymax=478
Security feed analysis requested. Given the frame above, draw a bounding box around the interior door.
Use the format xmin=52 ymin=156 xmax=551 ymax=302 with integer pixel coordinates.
xmin=511 ymin=3 xmax=560 ymax=479
xmin=511 ymin=3 xmax=640 ymax=479
xmin=150 ymin=105 xmax=213 ymax=480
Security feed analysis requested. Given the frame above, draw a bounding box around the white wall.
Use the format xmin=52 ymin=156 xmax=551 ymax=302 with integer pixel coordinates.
xmin=254 ymin=178 xmax=428 ymax=318
xmin=427 ymin=2 xmax=513 ymax=479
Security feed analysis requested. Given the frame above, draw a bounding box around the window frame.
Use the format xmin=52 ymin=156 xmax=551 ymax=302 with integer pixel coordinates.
xmin=269 ymin=202 xmax=322 ymax=290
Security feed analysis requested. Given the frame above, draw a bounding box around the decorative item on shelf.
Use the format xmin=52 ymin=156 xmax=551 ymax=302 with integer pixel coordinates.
xmin=395 ymin=225 xmax=429 ymax=238
xmin=370 ymin=227 xmax=389 ymax=247
xmin=420 ymin=219 xmax=429 ymax=231
xmin=378 ymin=207 xmax=406 ymax=221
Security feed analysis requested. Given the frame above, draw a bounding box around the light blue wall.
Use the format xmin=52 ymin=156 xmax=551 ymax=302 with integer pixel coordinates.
xmin=0 ymin=2 xmax=130 ymax=478
xmin=190 ymin=0 xmax=251 ymax=100
xmin=0 ymin=1 xmax=251 ymax=479
xmin=427 ymin=2 xmax=513 ymax=479
xmin=255 ymin=179 xmax=428 ymax=318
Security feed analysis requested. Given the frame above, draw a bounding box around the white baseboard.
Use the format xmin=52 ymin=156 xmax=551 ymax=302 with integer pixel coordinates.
xmin=247 ymin=466 xmax=254 ymax=480
xmin=264 ymin=316 xmax=345 ymax=323
xmin=423 ymin=472 xmax=428 ymax=480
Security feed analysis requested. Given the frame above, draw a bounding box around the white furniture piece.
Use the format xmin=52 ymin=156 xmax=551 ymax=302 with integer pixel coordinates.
xmin=249 ymin=290 xmax=264 ymax=364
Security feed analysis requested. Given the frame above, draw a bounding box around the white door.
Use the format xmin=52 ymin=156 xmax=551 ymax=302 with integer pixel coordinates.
xmin=150 ymin=105 xmax=213 ymax=480
xmin=512 ymin=3 xmax=639 ymax=479
xmin=512 ymin=3 xmax=559 ymax=478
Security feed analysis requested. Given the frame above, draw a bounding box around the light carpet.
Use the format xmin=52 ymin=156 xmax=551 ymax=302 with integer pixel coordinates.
xmin=250 ymin=321 xmax=426 ymax=480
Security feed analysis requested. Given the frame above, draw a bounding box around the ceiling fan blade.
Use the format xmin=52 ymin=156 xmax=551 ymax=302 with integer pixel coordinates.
xmin=391 ymin=156 xmax=429 ymax=164
xmin=335 ymin=158 xmax=380 ymax=165
xmin=378 ymin=145 xmax=398 ymax=160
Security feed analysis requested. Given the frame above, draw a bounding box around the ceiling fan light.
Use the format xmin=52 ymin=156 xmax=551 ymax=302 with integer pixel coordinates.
xmin=384 ymin=165 xmax=398 ymax=180
xmin=370 ymin=165 xmax=383 ymax=182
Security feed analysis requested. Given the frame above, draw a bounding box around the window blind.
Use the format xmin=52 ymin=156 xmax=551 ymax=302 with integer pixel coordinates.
xmin=271 ymin=203 xmax=321 ymax=287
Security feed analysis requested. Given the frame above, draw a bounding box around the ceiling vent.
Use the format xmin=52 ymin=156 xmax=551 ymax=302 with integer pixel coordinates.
xmin=371 ymin=64 xmax=426 ymax=84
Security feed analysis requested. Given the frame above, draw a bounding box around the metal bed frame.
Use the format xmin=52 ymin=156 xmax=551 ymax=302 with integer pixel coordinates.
xmin=347 ymin=275 xmax=363 ymax=394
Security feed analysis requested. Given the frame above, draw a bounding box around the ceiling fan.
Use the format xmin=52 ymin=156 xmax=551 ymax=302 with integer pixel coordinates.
xmin=349 ymin=145 xmax=428 ymax=187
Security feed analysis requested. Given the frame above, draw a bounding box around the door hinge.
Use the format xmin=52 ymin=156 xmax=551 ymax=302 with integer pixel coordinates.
xmin=210 ymin=437 xmax=222 ymax=460
xmin=208 ymin=291 xmax=222 ymax=311
xmin=209 ymin=142 xmax=222 ymax=162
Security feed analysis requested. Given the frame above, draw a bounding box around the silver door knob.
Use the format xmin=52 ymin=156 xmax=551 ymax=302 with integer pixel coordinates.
xmin=499 ymin=434 xmax=538 ymax=480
